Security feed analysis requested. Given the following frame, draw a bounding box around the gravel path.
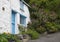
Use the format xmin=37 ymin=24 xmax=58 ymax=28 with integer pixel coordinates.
xmin=28 ymin=32 xmax=60 ymax=42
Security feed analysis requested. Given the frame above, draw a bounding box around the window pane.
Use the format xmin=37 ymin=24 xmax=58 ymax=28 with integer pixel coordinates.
xmin=20 ymin=15 xmax=26 ymax=26
xmin=20 ymin=2 xmax=24 ymax=10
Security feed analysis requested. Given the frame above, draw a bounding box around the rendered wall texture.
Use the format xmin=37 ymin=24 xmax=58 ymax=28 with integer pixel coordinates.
xmin=0 ymin=0 xmax=30 ymax=34
xmin=0 ymin=0 xmax=11 ymax=33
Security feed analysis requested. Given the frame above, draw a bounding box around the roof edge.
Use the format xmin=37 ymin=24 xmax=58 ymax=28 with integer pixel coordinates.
xmin=21 ymin=0 xmax=31 ymax=8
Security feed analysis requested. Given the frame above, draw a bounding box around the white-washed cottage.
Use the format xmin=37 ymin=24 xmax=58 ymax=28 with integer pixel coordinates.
xmin=0 ymin=0 xmax=30 ymax=34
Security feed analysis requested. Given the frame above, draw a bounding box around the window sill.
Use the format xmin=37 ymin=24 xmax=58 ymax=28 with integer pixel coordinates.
xmin=20 ymin=24 xmax=26 ymax=27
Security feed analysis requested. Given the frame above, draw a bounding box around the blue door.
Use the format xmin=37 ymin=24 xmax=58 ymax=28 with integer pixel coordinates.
xmin=12 ymin=10 xmax=16 ymax=34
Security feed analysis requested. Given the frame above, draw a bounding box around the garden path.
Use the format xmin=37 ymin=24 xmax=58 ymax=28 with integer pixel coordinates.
xmin=28 ymin=32 xmax=60 ymax=42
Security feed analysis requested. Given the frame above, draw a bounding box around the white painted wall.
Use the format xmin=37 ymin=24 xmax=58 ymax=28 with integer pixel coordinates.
xmin=15 ymin=13 xmax=20 ymax=34
xmin=0 ymin=0 xmax=11 ymax=33
xmin=10 ymin=0 xmax=20 ymax=34
xmin=10 ymin=0 xmax=30 ymax=34
xmin=20 ymin=1 xmax=30 ymax=27
xmin=10 ymin=0 xmax=20 ymax=13
xmin=0 ymin=0 xmax=30 ymax=34
xmin=24 ymin=5 xmax=30 ymax=26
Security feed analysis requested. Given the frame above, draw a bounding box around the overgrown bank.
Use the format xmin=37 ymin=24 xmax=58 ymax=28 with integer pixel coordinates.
xmin=23 ymin=0 xmax=60 ymax=39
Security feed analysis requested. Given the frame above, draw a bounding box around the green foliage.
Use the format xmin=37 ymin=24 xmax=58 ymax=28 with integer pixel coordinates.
xmin=45 ymin=22 xmax=58 ymax=33
xmin=28 ymin=21 xmax=40 ymax=30
xmin=18 ymin=25 xmax=25 ymax=32
xmin=18 ymin=25 xmax=40 ymax=39
xmin=0 ymin=33 xmax=21 ymax=42
xmin=55 ymin=24 xmax=60 ymax=31
xmin=36 ymin=26 xmax=46 ymax=33
xmin=18 ymin=25 xmax=27 ymax=35
xmin=26 ymin=29 xmax=39 ymax=39
xmin=25 ymin=0 xmax=60 ymax=34
xmin=0 ymin=37 xmax=8 ymax=42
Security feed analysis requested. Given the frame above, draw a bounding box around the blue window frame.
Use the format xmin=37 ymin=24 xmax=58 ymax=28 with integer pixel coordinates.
xmin=20 ymin=14 xmax=26 ymax=26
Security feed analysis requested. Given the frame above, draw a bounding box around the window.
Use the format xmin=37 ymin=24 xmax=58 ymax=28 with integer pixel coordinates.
xmin=20 ymin=15 xmax=26 ymax=26
xmin=20 ymin=2 xmax=24 ymax=10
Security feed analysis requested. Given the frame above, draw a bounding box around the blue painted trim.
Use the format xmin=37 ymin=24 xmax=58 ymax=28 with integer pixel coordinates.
xmin=11 ymin=10 xmax=17 ymax=34
xmin=20 ymin=14 xmax=27 ymax=18
xmin=12 ymin=10 xmax=17 ymax=13
xmin=20 ymin=14 xmax=26 ymax=26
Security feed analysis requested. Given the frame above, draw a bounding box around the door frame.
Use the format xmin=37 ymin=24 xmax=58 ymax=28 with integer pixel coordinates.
xmin=11 ymin=10 xmax=17 ymax=34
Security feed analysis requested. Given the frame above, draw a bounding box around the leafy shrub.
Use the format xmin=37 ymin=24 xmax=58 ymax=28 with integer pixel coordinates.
xmin=0 ymin=36 xmax=8 ymax=42
xmin=55 ymin=24 xmax=60 ymax=31
xmin=18 ymin=25 xmax=25 ymax=32
xmin=36 ymin=26 xmax=46 ymax=33
xmin=26 ymin=29 xmax=39 ymax=39
xmin=18 ymin=25 xmax=40 ymax=39
xmin=45 ymin=22 xmax=58 ymax=33
xmin=28 ymin=21 xmax=40 ymax=30
xmin=0 ymin=33 xmax=21 ymax=42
